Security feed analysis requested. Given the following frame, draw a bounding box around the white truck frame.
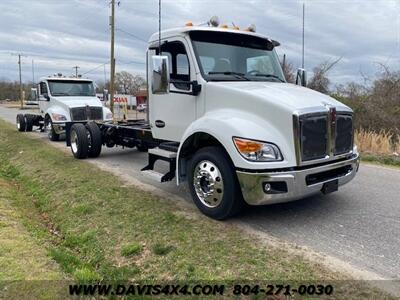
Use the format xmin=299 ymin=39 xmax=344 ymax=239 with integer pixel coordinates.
xmin=16 ymin=75 xmax=112 ymax=140
xmin=18 ymin=25 xmax=360 ymax=220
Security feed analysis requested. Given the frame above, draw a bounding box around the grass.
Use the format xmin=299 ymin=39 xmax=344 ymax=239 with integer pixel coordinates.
xmin=121 ymin=243 xmax=142 ymax=257
xmin=0 ymin=119 xmax=392 ymax=298
xmin=355 ymin=129 xmax=399 ymax=155
xmin=355 ymin=129 xmax=400 ymax=168
xmin=0 ymin=178 xmax=65 ymax=299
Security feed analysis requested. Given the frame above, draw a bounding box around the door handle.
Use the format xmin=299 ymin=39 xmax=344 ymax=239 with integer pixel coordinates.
xmin=155 ymin=120 xmax=165 ymax=128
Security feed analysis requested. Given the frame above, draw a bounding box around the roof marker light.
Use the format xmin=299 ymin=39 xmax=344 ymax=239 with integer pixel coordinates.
xmin=208 ymin=16 xmax=220 ymax=27
xmin=220 ymin=24 xmax=228 ymax=29
xmin=185 ymin=21 xmax=193 ymax=26
xmin=245 ymin=24 xmax=256 ymax=32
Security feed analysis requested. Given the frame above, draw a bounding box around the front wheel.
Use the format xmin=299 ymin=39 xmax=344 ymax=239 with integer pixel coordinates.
xmin=16 ymin=114 xmax=26 ymax=132
xmin=187 ymin=146 xmax=244 ymax=220
xmin=70 ymin=123 xmax=89 ymax=159
xmin=46 ymin=119 xmax=59 ymax=141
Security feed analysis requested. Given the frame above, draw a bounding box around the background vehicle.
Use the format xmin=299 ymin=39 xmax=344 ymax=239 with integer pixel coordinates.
xmin=137 ymin=103 xmax=147 ymax=112
xmin=19 ymin=23 xmax=360 ymax=220
xmin=16 ymin=75 xmax=113 ymax=141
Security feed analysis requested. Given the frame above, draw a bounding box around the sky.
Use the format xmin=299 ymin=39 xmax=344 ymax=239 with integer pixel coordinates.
xmin=0 ymin=0 xmax=399 ymax=86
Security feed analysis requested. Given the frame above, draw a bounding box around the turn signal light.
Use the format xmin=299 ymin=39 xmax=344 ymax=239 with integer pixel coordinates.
xmin=185 ymin=21 xmax=193 ymax=26
xmin=233 ymin=138 xmax=263 ymax=153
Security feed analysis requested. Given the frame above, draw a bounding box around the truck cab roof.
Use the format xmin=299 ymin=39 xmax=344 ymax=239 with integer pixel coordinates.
xmin=39 ymin=76 xmax=93 ymax=82
xmin=148 ymin=25 xmax=277 ymax=45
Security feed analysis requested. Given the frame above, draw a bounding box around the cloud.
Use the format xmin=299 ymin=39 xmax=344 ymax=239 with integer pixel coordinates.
xmin=0 ymin=0 xmax=399 ymax=85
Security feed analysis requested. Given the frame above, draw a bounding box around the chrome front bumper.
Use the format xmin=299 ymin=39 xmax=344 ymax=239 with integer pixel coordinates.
xmin=236 ymin=154 xmax=360 ymax=205
xmin=52 ymin=123 xmax=66 ymax=135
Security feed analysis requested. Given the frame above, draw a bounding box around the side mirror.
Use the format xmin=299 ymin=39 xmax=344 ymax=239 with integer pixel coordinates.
xmin=30 ymin=88 xmax=38 ymax=101
xmin=151 ymin=55 xmax=170 ymax=94
xmin=43 ymin=92 xmax=50 ymax=101
xmin=103 ymin=89 xmax=109 ymax=102
xmin=296 ymin=68 xmax=307 ymax=87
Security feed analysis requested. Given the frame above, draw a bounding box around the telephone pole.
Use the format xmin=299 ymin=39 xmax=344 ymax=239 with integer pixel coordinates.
xmin=11 ymin=53 xmax=26 ymax=109
xmin=302 ymin=2 xmax=305 ymax=69
xmin=109 ymin=0 xmax=116 ymax=114
xmin=18 ymin=54 xmax=23 ymax=109
xmin=32 ymin=59 xmax=35 ymax=87
xmin=73 ymin=65 xmax=80 ymax=77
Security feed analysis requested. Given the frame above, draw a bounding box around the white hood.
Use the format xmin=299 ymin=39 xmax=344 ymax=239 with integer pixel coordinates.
xmin=52 ymin=96 xmax=103 ymax=108
xmin=210 ymin=81 xmax=349 ymax=111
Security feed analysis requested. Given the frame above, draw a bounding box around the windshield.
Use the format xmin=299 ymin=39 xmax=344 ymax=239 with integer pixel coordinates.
xmin=190 ymin=31 xmax=285 ymax=82
xmin=48 ymin=80 xmax=95 ymax=97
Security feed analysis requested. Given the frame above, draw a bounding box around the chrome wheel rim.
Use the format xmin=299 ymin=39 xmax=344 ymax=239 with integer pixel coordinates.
xmin=70 ymin=130 xmax=78 ymax=154
xmin=47 ymin=121 xmax=53 ymax=139
xmin=193 ymin=160 xmax=224 ymax=208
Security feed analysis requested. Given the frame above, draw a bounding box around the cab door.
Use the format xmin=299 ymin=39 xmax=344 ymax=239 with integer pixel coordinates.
xmin=38 ymin=81 xmax=50 ymax=114
xmin=149 ymin=38 xmax=197 ymax=142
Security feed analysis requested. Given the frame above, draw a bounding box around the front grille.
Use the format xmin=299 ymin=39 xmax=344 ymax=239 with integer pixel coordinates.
xmin=300 ymin=115 xmax=328 ymax=161
xmin=335 ymin=114 xmax=353 ymax=155
xmin=70 ymin=107 xmax=103 ymax=121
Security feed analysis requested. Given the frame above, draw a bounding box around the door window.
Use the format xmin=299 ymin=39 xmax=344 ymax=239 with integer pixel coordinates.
xmin=160 ymin=41 xmax=190 ymax=91
xmin=39 ymin=82 xmax=48 ymax=95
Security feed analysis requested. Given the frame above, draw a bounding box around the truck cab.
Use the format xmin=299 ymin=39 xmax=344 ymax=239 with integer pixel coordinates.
xmin=146 ymin=25 xmax=359 ymax=219
xmin=36 ymin=75 xmax=112 ymax=140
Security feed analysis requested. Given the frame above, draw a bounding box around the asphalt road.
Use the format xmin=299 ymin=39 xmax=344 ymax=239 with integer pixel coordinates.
xmin=1 ymin=105 xmax=399 ymax=280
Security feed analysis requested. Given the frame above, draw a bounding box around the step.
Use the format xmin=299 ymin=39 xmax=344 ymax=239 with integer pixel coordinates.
xmin=148 ymin=147 xmax=177 ymax=159
xmin=159 ymin=142 xmax=179 ymax=152
xmin=141 ymin=170 xmax=164 ymax=182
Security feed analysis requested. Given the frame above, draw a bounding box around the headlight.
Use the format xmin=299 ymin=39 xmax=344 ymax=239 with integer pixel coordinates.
xmin=51 ymin=113 xmax=67 ymax=121
xmin=105 ymin=112 xmax=113 ymax=119
xmin=233 ymin=137 xmax=283 ymax=162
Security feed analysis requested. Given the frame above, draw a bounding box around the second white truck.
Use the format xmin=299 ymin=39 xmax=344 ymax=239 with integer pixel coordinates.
xmin=17 ymin=23 xmax=360 ymax=220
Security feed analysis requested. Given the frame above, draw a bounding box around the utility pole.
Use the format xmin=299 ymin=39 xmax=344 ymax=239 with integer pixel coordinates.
xmin=32 ymin=59 xmax=35 ymax=87
xmin=109 ymin=0 xmax=116 ymax=114
xmin=18 ymin=54 xmax=23 ymax=109
xmin=302 ymin=2 xmax=305 ymax=69
xmin=73 ymin=65 xmax=80 ymax=77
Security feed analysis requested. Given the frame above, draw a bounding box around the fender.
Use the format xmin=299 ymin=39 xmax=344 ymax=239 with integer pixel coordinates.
xmin=176 ymin=108 xmax=296 ymax=185
xmin=45 ymin=106 xmax=71 ymax=123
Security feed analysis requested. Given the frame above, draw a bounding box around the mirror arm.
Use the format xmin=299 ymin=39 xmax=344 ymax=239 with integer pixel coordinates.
xmin=191 ymin=80 xmax=201 ymax=96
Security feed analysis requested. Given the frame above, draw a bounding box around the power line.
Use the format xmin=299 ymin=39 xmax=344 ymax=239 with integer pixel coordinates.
xmin=81 ymin=62 xmax=109 ymax=75
xmin=115 ymin=28 xmax=147 ymax=43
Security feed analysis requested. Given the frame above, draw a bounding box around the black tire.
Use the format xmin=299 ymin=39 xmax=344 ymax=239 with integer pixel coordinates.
xmin=24 ymin=115 xmax=33 ymax=132
xmin=70 ymin=123 xmax=89 ymax=159
xmin=46 ymin=118 xmax=60 ymax=141
xmin=187 ymin=146 xmax=244 ymax=220
xmin=136 ymin=143 xmax=148 ymax=152
xmin=16 ymin=114 xmax=26 ymax=132
xmin=85 ymin=122 xmax=102 ymax=158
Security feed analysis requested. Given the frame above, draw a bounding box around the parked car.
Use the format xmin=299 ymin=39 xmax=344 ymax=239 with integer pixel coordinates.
xmin=137 ymin=103 xmax=147 ymax=112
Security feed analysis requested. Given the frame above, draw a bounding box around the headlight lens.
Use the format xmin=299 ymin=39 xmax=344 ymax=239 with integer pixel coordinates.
xmin=51 ymin=113 xmax=67 ymax=121
xmin=105 ymin=112 xmax=113 ymax=119
xmin=233 ymin=137 xmax=283 ymax=161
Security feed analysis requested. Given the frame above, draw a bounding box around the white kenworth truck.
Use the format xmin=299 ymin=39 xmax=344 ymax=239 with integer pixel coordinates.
xmin=17 ymin=24 xmax=360 ymax=220
xmin=16 ymin=75 xmax=113 ymax=141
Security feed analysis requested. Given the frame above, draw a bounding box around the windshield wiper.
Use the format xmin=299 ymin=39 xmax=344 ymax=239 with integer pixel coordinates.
xmin=52 ymin=93 xmax=70 ymax=96
xmin=250 ymin=73 xmax=285 ymax=82
xmin=208 ymin=71 xmax=250 ymax=81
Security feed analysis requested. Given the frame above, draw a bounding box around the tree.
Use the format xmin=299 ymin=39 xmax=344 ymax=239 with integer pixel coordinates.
xmin=307 ymin=57 xmax=342 ymax=94
xmin=280 ymin=60 xmax=295 ymax=83
xmin=114 ymin=71 xmax=145 ymax=95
